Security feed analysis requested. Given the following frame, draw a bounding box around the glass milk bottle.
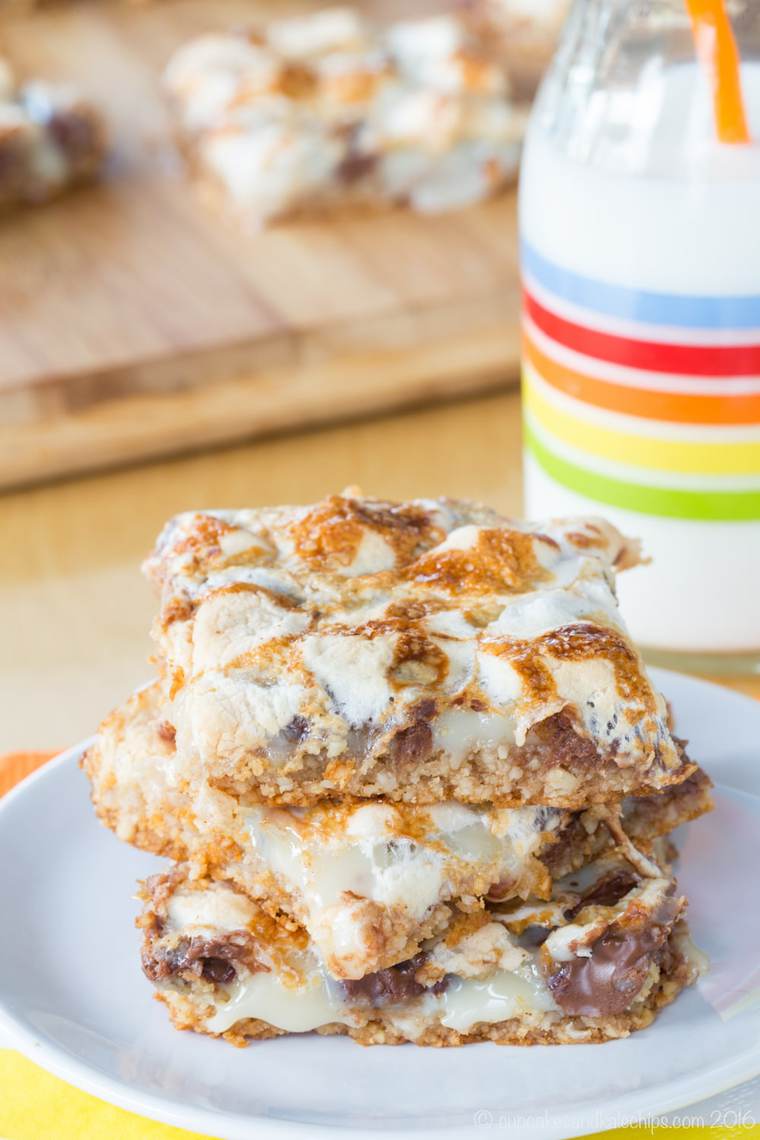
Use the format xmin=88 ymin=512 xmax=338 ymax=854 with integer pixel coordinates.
xmin=519 ymin=0 xmax=760 ymax=673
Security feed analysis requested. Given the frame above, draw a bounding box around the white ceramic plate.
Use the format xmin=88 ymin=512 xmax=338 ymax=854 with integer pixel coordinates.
xmin=1 ymin=668 xmax=759 ymax=1140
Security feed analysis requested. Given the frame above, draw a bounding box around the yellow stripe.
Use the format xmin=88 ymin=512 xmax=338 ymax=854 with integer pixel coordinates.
xmin=524 ymin=372 xmax=760 ymax=476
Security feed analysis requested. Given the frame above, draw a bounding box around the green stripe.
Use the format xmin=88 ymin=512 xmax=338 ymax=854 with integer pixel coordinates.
xmin=526 ymin=426 xmax=760 ymax=521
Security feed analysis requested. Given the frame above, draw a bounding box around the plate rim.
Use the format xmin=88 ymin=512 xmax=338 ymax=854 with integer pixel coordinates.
xmin=1 ymin=668 xmax=760 ymax=1140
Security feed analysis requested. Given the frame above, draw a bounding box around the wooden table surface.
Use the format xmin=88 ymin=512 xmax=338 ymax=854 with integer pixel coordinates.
xmin=0 ymin=0 xmax=521 ymax=491
xmin=1 ymin=388 xmax=758 ymax=752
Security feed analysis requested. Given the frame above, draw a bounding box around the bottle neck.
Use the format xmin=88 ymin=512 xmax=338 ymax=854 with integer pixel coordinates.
xmin=531 ymin=0 xmax=758 ymax=167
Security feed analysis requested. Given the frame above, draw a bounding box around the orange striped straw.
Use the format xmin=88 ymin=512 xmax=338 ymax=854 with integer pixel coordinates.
xmin=685 ymin=0 xmax=751 ymax=143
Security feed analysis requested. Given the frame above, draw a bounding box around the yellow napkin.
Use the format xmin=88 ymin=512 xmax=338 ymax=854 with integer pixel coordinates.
xmin=1 ymin=1052 xmax=756 ymax=1140
xmin=0 ymin=1051 xmax=213 ymax=1140
xmin=1 ymin=753 xmax=756 ymax=1140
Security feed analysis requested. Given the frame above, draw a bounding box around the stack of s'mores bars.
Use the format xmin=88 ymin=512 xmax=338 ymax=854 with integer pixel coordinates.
xmin=85 ymin=491 xmax=711 ymax=1047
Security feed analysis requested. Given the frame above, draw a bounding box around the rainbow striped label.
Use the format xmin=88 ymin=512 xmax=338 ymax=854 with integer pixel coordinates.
xmin=521 ymin=241 xmax=760 ymax=521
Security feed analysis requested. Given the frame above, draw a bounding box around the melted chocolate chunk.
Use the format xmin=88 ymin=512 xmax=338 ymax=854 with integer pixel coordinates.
xmin=545 ymin=899 xmax=679 ymax=1017
xmin=201 ymin=957 xmax=237 ymax=985
xmin=341 ymin=954 xmax=448 ymax=1007
xmin=142 ymin=932 xmax=256 ymax=984
xmin=390 ymin=720 xmax=433 ymax=767
xmin=564 ymin=870 xmax=639 ymax=921
xmin=389 ymin=700 xmax=436 ymax=766
xmin=532 ymin=711 xmax=601 ymax=772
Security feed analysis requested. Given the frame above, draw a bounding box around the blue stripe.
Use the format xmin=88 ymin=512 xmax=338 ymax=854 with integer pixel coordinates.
xmin=521 ymin=241 xmax=760 ymax=331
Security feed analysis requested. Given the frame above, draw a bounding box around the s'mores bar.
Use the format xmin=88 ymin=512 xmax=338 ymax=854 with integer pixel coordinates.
xmin=137 ymin=851 xmax=704 ymax=1047
xmin=84 ymin=490 xmax=711 ymax=1047
xmin=0 ymin=59 xmax=106 ymax=210
xmin=163 ymin=8 xmax=526 ymax=225
xmin=140 ymin=493 xmax=691 ymax=807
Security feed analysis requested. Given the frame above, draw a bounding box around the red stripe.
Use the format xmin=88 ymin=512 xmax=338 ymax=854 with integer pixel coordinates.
xmin=523 ymin=290 xmax=760 ymax=377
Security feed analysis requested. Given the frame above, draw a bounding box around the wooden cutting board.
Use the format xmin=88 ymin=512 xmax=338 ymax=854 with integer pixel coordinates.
xmin=0 ymin=0 xmax=522 ymax=490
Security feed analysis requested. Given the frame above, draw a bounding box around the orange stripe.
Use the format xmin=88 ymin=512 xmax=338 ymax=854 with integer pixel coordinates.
xmin=0 ymin=751 xmax=57 ymax=797
xmin=523 ymin=333 xmax=760 ymax=425
xmin=686 ymin=0 xmax=750 ymax=144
